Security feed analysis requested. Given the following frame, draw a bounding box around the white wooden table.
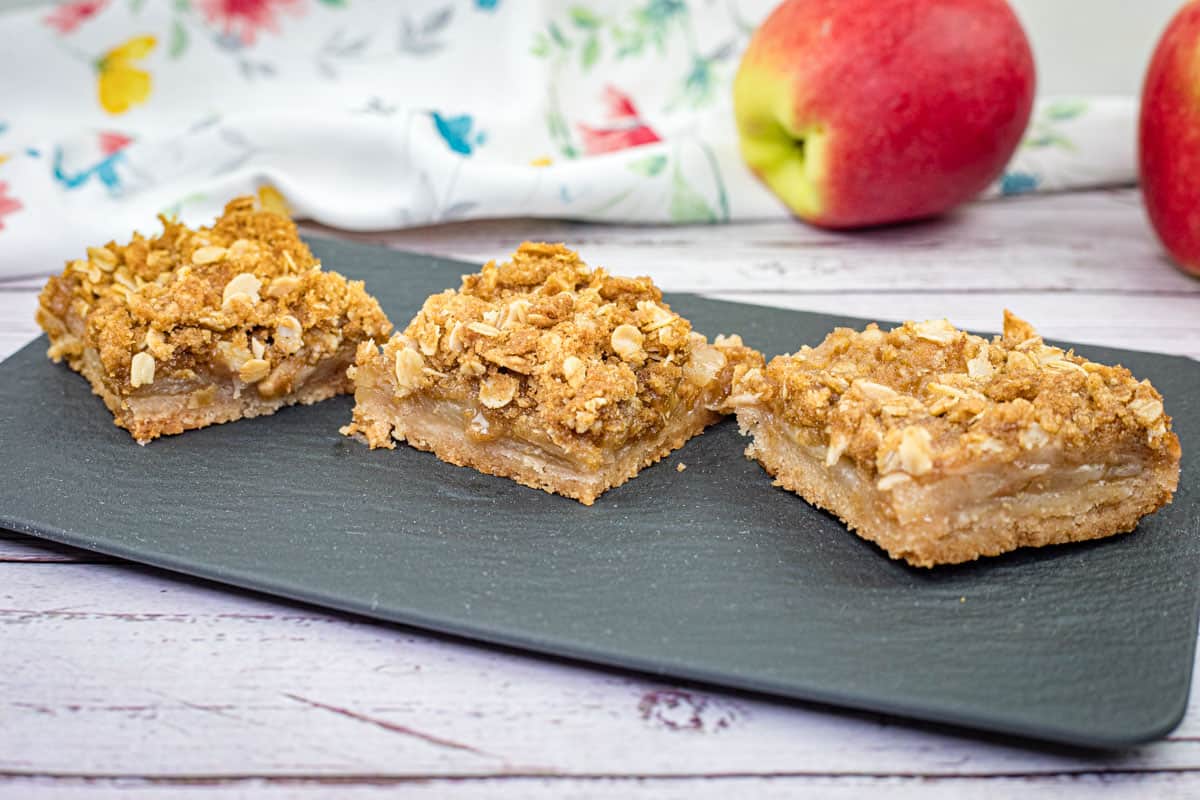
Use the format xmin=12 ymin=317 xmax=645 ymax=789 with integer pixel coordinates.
xmin=2 ymin=188 xmax=1198 ymax=799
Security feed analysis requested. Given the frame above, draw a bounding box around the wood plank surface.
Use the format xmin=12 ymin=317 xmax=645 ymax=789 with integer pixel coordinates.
xmin=2 ymin=563 xmax=1199 ymax=780
xmin=2 ymin=774 xmax=1198 ymax=799
xmin=302 ymin=190 xmax=1198 ymax=294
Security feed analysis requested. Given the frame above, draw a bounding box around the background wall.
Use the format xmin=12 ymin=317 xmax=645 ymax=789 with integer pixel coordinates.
xmin=1008 ymin=0 xmax=1182 ymax=95
xmin=0 ymin=0 xmax=1187 ymax=96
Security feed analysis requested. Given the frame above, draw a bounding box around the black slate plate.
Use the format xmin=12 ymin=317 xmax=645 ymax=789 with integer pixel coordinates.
xmin=2 ymin=237 xmax=1197 ymax=749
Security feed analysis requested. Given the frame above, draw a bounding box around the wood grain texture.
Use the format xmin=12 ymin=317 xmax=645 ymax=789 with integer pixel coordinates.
xmin=2 ymin=564 xmax=1199 ymax=780
xmin=2 ymin=774 xmax=1200 ymax=800
xmin=300 ymin=190 xmax=1200 ymax=294
xmin=713 ymin=292 xmax=1200 ymax=359
xmin=1 ymin=189 xmax=1198 ymax=796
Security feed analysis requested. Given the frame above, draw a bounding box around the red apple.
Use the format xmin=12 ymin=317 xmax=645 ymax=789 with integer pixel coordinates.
xmin=1140 ymin=1 xmax=1200 ymax=276
xmin=733 ymin=0 xmax=1036 ymax=229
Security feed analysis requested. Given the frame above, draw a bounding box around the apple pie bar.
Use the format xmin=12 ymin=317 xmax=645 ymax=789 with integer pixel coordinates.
xmin=36 ymin=196 xmax=392 ymax=443
xmin=342 ymin=242 xmax=763 ymax=504
xmin=730 ymin=311 xmax=1181 ymax=567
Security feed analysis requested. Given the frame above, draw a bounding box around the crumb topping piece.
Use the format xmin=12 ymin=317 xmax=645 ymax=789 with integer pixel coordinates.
xmin=374 ymin=242 xmax=761 ymax=452
xmin=38 ymin=196 xmax=392 ymax=392
xmin=733 ymin=310 xmax=1180 ymax=481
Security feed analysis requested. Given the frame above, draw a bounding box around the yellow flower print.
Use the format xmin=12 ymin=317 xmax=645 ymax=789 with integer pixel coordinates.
xmin=257 ymin=184 xmax=292 ymax=217
xmin=97 ymin=35 xmax=156 ymax=115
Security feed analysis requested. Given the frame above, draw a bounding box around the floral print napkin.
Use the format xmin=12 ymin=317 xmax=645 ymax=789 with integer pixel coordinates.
xmin=0 ymin=0 xmax=1137 ymax=277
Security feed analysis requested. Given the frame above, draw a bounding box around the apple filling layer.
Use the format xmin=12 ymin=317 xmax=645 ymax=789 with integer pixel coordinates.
xmin=65 ymin=329 xmax=358 ymax=443
xmin=347 ymin=371 xmax=722 ymax=504
xmin=731 ymin=312 xmax=1181 ymax=567
xmin=739 ymin=407 xmax=1178 ymax=567
xmin=343 ymin=242 xmax=763 ymax=504
xmin=36 ymin=197 xmax=392 ymax=444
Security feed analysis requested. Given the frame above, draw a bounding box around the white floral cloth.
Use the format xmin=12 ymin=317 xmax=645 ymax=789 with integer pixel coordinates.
xmin=0 ymin=0 xmax=1137 ymax=278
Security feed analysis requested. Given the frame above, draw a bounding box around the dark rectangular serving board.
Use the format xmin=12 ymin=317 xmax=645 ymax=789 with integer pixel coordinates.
xmin=2 ymin=237 xmax=1197 ymax=749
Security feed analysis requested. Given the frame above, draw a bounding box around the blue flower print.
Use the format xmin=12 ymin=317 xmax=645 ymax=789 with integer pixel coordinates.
xmin=52 ymin=146 xmax=125 ymax=192
xmin=431 ymin=111 xmax=486 ymax=156
xmin=1000 ymin=171 xmax=1038 ymax=196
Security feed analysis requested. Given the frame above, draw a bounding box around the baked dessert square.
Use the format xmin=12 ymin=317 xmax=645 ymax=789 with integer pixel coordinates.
xmin=36 ymin=197 xmax=392 ymax=443
xmin=730 ymin=311 xmax=1181 ymax=567
xmin=342 ymin=242 xmax=763 ymax=504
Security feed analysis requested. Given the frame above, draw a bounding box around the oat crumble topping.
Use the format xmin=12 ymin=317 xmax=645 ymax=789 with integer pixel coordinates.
xmin=732 ymin=311 xmax=1180 ymax=483
xmin=37 ymin=197 xmax=392 ymax=394
xmin=358 ymin=242 xmax=760 ymax=453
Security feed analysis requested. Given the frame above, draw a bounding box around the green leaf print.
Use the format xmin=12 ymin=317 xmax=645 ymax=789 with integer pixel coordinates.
xmin=1044 ymin=99 xmax=1088 ymax=122
xmin=669 ymin=165 xmax=716 ymax=223
xmin=548 ymin=21 xmax=572 ymax=50
xmin=677 ymin=56 xmax=716 ymax=108
xmin=632 ymin=0 xmax=684 ymax=54
xmin=545 ymin=105 xmax=579 ymax=159
xmin=1025 ymin=132 xmax=1073 ymax=149
xmin=627 ymin=154 xmax=667 ymax=177
xmin=636 ymin=0 xmax=686 ymax=31
xmin=580 ymin=34 xmax=600 ymax=69
xmin=168 ymin=18 xmax=189 ymax=59
xmin=612 ymin=26 xmax=645 ymax=59
xmin=698 ymin=141 xmax=730 ymax=222
xmin=1022 ymin=100 xmax=1088 ymax=152
xmin=570 ymin=6 xmax=602 ymax=30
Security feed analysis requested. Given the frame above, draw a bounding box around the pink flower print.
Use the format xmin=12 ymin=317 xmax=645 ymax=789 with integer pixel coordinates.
xmin=198 ymin=0 xmax=304 ymax=45
xmin=44 ymin=0 xmax=108 ymax=34
xmin=600 ymin=85 xmax=641 ymax=122
xmin=98 ymin=131 xmax=133 ymax=155
xmin=0 ymin=182 xmax=23 ymax=232
xmin=577 ymin=85 xmax=661 ymax=156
